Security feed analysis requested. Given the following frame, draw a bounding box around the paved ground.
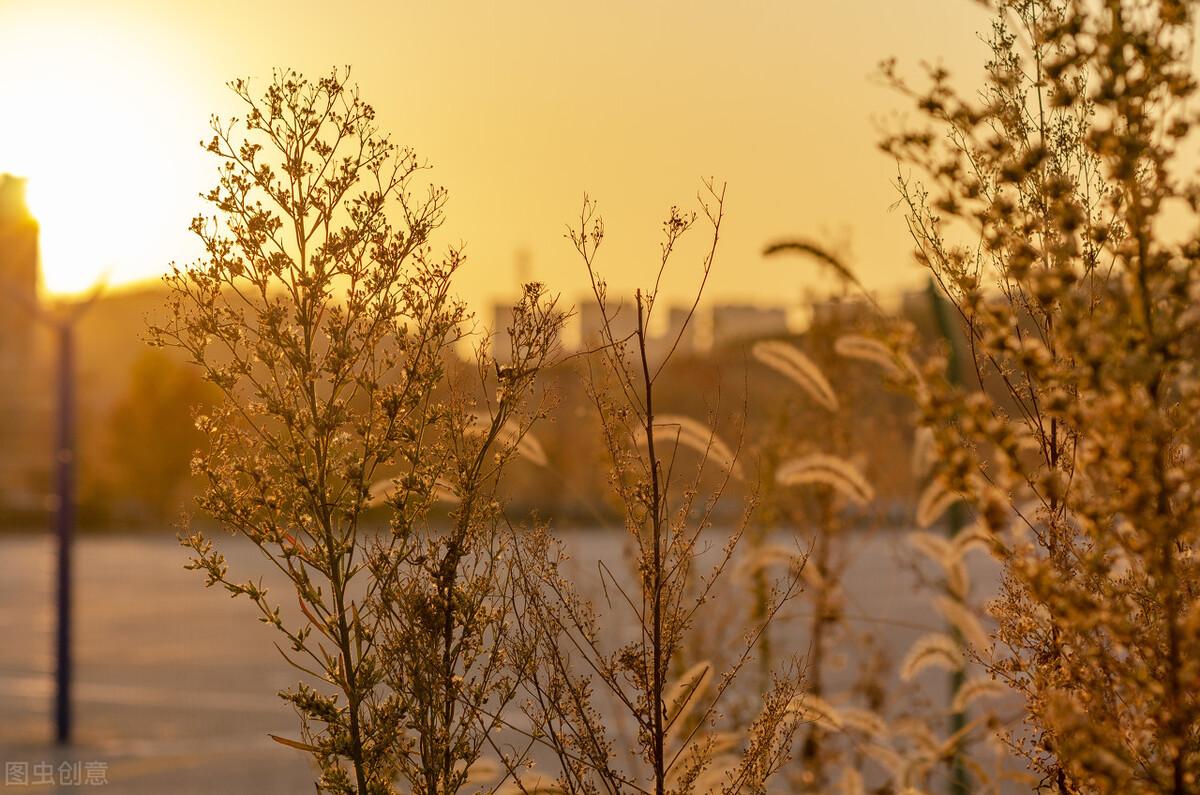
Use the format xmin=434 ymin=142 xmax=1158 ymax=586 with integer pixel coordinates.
xmin=0 ymin=534 xmax=313 ymax=793
xmin=0 ymin=529 xmax=1001 ymax=793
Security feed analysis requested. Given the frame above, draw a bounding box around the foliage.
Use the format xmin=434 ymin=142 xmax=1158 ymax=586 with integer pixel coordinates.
xmin=153 ymin=69 xmax=563 ymax=794
xmin=884 ymin=1 xmax=1200 ymax=791
xmin=740 ymin=281 xmax=1018 ymax=795
xmin=100 ymin=349 xmax=221 ymax=522
xmin=504 ymin=186 xmax=806 ymax=795
xmin=151 ymin=3 xmax=1200 ymax=791
xmin=369 ymin=282 xmax=563 ymax=795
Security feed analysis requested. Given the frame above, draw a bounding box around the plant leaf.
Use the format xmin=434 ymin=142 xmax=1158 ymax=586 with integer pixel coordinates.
xmin=269 ymin=733 xmax=320 ymax=753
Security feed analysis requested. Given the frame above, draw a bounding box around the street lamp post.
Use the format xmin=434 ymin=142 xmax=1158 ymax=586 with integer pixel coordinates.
xmin=51 ymin=318 xmax=76 ymax=745
xmin=5 ymin=286 xmax=102 ymax=747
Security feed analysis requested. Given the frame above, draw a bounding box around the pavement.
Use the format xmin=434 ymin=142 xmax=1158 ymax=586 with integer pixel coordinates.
xmin=0 ymin=534 xmax=313 ymax=794
xmin=0 ymin=528 xmax=1004 ymax=793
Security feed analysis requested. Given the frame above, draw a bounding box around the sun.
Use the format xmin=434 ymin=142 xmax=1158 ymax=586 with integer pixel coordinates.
xmin=0 ymin=8 xmax=207 ymax=296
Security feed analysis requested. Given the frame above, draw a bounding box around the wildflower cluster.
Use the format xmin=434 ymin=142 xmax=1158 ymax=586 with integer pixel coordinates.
xmin=884 ymin=2 xmax=1200 ymax=791
xmin=153 ymin=69 xmax=564 ymax=794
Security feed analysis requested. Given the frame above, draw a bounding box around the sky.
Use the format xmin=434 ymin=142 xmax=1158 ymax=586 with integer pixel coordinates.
xmin=0 ymin=0 xmax=992 ymax=314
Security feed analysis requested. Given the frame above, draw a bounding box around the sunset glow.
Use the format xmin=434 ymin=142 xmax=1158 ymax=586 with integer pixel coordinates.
xmin=0 ymin=9 xmax=205 ymax=295
xmin=0 ymin=0 xmax=991 ymax=308
xmin=1 ymin=2 xmax=1197 ymax=789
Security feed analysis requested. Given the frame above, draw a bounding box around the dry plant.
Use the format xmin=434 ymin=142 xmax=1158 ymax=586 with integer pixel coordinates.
xmin=503 ymin=185 xmax=806 ymax=795
xmin=368 ymin=280 xmax=564 ymax=795
xmin=881 ymin=1 xmax=1200 ymax=791
xmin=743 ymin=313 xmax=879 ymax=795
xmin=152 ymin=69 xmax=564 ymax=794
xmin=739 ymin=272 xmax=1017 ymax=795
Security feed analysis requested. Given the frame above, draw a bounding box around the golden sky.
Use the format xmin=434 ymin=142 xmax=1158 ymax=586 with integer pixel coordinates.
xmin=0 ymin=0 xmax=990 ymax=311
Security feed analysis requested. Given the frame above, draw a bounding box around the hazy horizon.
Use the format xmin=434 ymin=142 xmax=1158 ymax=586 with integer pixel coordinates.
xmin=0 ymin=0 xmax=991 ymax=310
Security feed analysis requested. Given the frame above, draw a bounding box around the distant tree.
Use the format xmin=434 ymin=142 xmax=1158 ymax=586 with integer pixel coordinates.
xmin=102 ymin=349 xmax=219 ymax=523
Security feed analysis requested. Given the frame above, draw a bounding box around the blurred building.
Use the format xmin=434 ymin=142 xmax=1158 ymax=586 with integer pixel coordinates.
xmin=711 ymin=304 xmax=788 ymax=348
xmin=579 ymin=299 xmax=640 ymax=350
xmin=643 ymin=305 xmax=700 ymax=365
xmin=489 ymin=301 xmax=516 ymax=364
xmin=488 ymin=297 xmax=566 ymax=366
xmin=662 ymin=306 xmax=698 ymax=353
xmin=0 ymin=175 xmax=47 ymax=514
xmin=809 ymin=296 xmax=871 ymax=330
xmin=575 ymin=300 xmax=790 ymax=357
